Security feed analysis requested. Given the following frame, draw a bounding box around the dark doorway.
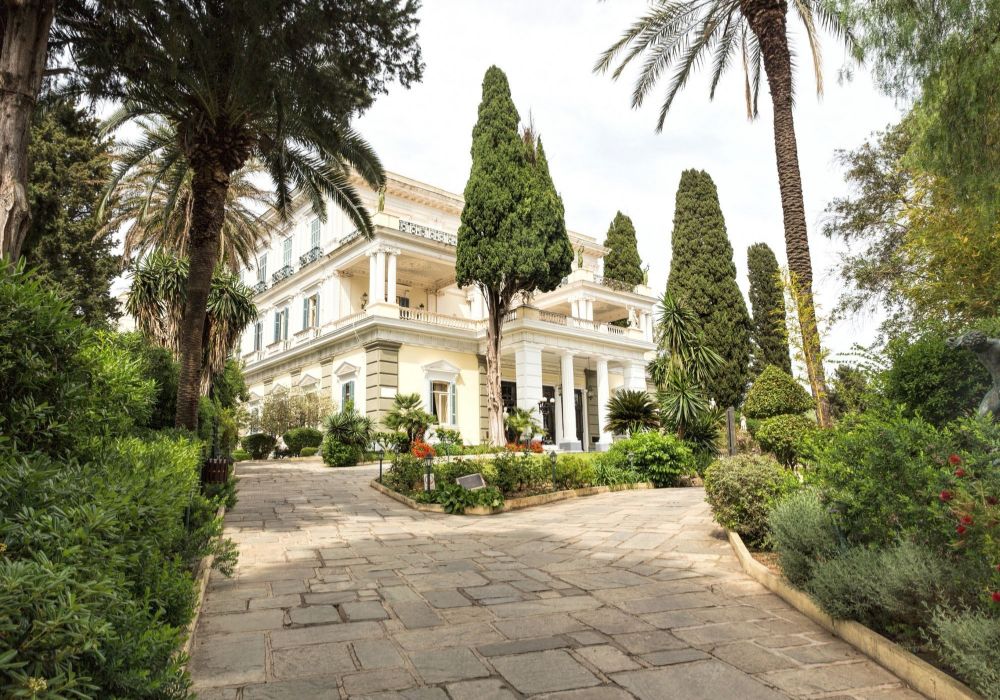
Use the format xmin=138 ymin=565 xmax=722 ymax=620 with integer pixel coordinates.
xmin=540 ymin=386 xmax=555 ymax=443
xmin=501 ymin=381 xmax=517 ymax=443
xmin=574 ymin=389 xmax=584 ymax=447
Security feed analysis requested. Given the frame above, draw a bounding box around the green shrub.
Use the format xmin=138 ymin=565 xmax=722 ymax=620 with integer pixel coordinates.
xmin=299 ymin=446 xmax=318 ymax=457
xmin=283 ymin=426 xmax=323 ymax=456
xmin=768 ymin=490 xmax=843 ymax=586
xmin=754 ymin=413 xmax=817 ymax=466
xmin=742 ymin=365 xmax=814 ymax=420
xmin=605 ymin=431 xmax=693 ymax=487
xmin=383 ymin=454 xmax=425 ymax=493
xmin=491 ymin=452 xmax=547 ymax=495
xmin=807 ymin=541 xmax=951 ymax=637
xmin=930 ymin=608 xmax=1000 ymax=700
xmin=231 ymin=448 xmax=251 ymax=461
xmin=703 ymin=454 xmax=799 ymax=547
xmin=242 ymin=432 xmax=276 ymax=459
xmin=883 ymin=331 xmax=990 ymax=427
xmin=435 ymin=427 xmax=464 ymax=456
xmin=593 ymin=461 xmax=644 ymax=486
xmin=321 ymin=439 xmax=362 ymax=467
xmin=554 ymin=454 xmax=596 ymax=490
xmin=434 ymin=459 xmax=483 ymax=487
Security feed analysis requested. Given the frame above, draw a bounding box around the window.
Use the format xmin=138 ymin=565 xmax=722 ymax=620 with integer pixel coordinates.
xmin=302 ymin=293 xmax=319 ymax=329
xmin=430 ymin=380 xmax=456 ymax=425
xmin=256 ymin=254 xmax=267 ymax=283
xmin=253 ymin=320 xmax=263 ymax=351
xmin=397 ymin=296 xmax=410 ymax=308
xmin=273 ymin=307 xmax=289 ymax=342
xmin=310 ymin=218 xmax=321 ymax=249
xmin=341 ymin=380 xmax=355 ymax=409
xmin=282 ymin=237 xmax=292 ymax=267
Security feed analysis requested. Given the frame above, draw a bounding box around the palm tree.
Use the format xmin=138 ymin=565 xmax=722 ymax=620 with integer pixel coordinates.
xmin=59 ymin=2 xmax=422 ymax=431
xmin=596 ymin=0 xmax=854 ymax=427
xmin=101 ymin=118 xmax=274 ymax=273
xmin=605 ymin=389 xmax=659 ymax=436
xmin=505 ymin=407 xmax=542 ymax=446
xmin=127 ymin=251 xmax=256 ymax=394
xmin=383 ymin=393 xmax=437 ymax=445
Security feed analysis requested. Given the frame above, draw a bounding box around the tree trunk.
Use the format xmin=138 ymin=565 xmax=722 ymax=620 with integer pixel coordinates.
xmin=175 ymin=159 xmax=230 ymax=430
xmin=741 ymin=0 xmax=831 ymax=426
xmin=484 ymin=290 xmax=507 ymax=446
xmin=0 ymin=0 xmax=54 ymax=260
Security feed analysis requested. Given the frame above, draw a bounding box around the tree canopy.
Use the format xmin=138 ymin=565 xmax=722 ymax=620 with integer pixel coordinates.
xmin=747 ymin=242 xmax=791 ymax=375
xmin=666 ymin=169 xmax=751 ymax=408
xmin=602 ymin=211 xmax=643 ymax=286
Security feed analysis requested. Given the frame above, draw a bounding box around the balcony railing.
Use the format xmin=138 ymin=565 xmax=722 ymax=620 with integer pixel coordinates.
xmin=251 ymin=280 xmax=268 ymax=295
xmin=271 ymin=264 xmax=294 ymax=284
xmin=559 ymin=269 xmax=637 ymax=294
xmin=595 ymin=274 xmax=636 ymax=293
xmin=399 ymin=306 xmax=481 ymax=331
xmin=299 ymin=246 xmax=323 ymax=268
xmin=503 ymin=305 xmax=644 ymax=340
xmin=399 ymin=219 xmax=457 ymax=246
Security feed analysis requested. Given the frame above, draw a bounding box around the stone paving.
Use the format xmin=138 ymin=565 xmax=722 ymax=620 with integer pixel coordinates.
xmin=188 ymin=460 xmax=923 ymax=700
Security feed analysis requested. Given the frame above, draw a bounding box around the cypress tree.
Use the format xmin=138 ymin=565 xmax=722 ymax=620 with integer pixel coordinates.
xmin=747 ymin=242 xmax=792 ymax=375
xmin=602 ymin=211 xmax=643 ymax=286
xmin=456 ymin=66 xmax=572 ymax=444
xmin=666 ymin=169 xmax=751 ymax=408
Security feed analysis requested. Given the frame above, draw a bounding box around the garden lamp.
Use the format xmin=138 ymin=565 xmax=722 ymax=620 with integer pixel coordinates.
xmin=424 ymin=454 xmax=434 ymax=492
xmin=377 ymin=448 xmax=385 ymax=483
xmin=550 ymin=450 xmax=557 ymax=492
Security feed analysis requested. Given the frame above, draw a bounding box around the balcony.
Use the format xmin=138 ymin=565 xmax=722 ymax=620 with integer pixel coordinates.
xmin=251 ymin=280 xmax=268 ymax=295
xmin=399 ymin=306 xmax=481 ymax=331
xmin=299 ymin=246 xmax=323 ymax=268
xmin=558 ymin=268 xmax=648 ymax=295
xmin=398 ymin=219 xmax=457 ymax=246
xmin=272 ymin=264 xmax=294 ymax=284
xmin=503 ymin=305 xmax=644 ymax=339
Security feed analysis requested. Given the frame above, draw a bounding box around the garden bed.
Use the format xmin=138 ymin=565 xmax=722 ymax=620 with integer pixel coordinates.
xmin=371 ymin=478 xmax=655 ymax=515
xmin=181 ymin=502 xmax=227 ymax=661
xmin=727 ymin=530 xmax=981 ymax=700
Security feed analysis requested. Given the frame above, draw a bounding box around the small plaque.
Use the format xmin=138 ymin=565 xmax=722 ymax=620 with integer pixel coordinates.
xmin=456 ymin=473 xmax=486 ymax=491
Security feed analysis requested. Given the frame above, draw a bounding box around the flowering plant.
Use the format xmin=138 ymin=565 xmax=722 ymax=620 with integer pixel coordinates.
xmin=410 ymin=440 xmax=436 ymax=459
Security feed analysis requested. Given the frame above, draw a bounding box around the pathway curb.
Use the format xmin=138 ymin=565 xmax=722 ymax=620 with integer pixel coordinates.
xmin=726 ymin=530 xmax=981 ymax=700
xmin=181 ymin=502 xmax=227 ymax=662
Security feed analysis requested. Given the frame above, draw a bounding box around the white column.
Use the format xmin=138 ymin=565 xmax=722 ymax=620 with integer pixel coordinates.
xmin=374 ymin=249 xmax=387 ymax=303
xmin=625 ymin=361 xmax=647 ymax=391
xmin=560 ymin=351 xmax=581 ymax=451
xmin=596 ymin=358 xmax=613 ymax=449
xmin=570 ymin=299 xmax=579 ymax=318
xmin=515 ymin=344 xmax=543 ymax=414
xmin=327 ymin=272 xmax=342 ymax=323
xmin=585 ymin=298 xmax=594 ymax=321
xmin=368 ymin=252 xmax=378 ymax=303
xmin=554 ymin=389 xmax=563 ymax=445
xmin=386 ymin=250 xmax=397 ymax=305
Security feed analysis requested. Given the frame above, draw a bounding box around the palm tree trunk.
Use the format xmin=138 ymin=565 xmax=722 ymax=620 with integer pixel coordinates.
xmin=741 ymin=0 xmax=831 ymax=427
xmin=175 ymin=159 xmax=229 ymax=430
xmin=0 ymin=0 xmax=55 ymax=260
xmin=484 ymin=289 xmax=507 ymax=446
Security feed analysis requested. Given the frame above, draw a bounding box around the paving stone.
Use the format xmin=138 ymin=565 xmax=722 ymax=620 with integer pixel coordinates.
xmin=493 ymin=613 xmax=586 ymax=639
xmin=393 ymin=621 xmax=503 ymax=651
xmin=710 ymin=641 xmax=800 ymax=673
xmin=477 ymin=635 xmax=570 ymax=656
xmin=303 ymin=590 xmax=358 ymax=605
xmin=247 ymin=593 xmax=302 ymax=610
xmin=342 ymin=668 xmax=415 ymax=696
xmin=241 ymin=680 xmax=340 ymax=699
xmin=353 ymin=639 xmax=405 ymax=670
xmin=288 ymin=605 xmax=342 ymax=625
xmin=409 ymin=647 xmax=490 ymax=684
xmin=612 ymin=630 xmax=687 ymax=654
xmin=380 ymin=586 xmax=423 ymax=603
xmin=342 ymin=601 xmax=390 ymax=621
xmin=422 ymin=589 xmax=471 ymax=608
xmin=572 ymin=607 xmax=652 ymax=634
xmin=445 ymin=678 xmax=519 ymax=700
xmin=490 ymin=595 xmax=602 ymax=619
xmin=364 ymin=689 xmax=449 ymax=700
xmin=535 ymin=688 xmax=637 ymax=700
xmin=640 ymin=648 xmax=711 ymax=666
xmin=491 ymin=649 xmax=600 ymax=695
xmin=188 ymin=632 xmax=265 ymax=687
xmin=780 ymin=640 xmax=862 ymax=664
xmin=574 ymin=644 xmax=641 ymax=672
xmin=612 ymin=660 xmax=786 ymax=700
xmin=190 ymin=686 xmax=238 ymax=699
xmin=462 ymin=582 xmax=523 ymax=600
xmin=759 ymin=661 xmax=901 ymax=695
xmin=198 ymin=609 xmax=285 ymax=635
xmin=619 ymin=592 xmax=723 ymax=615
xmin=568 ymin=630 xmax=611 ymax=646
xmin=389 ymin=601 xmax=443 ymax=628
xmin=271 ymin=641 xmax=355 ymax=680
xmin=270 ymin=621 xmax=384 ymax=650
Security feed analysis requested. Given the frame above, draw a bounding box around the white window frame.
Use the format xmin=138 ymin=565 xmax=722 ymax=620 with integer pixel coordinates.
xmin=310 ymin=218 xmax=321 ymax=249
xmin=257 ymin=253 xmax=267 ymax=283
xmin=422 ymin=360 xmax=461 ymax=428
xmin=282 ymin=237 xmax=292 ymax=267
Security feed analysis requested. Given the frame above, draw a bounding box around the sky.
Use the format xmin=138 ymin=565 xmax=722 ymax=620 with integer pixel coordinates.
xmin=354 ymin=0 xmax=904 ymax=362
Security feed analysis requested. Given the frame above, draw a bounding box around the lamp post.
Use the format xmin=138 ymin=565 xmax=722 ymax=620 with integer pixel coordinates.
xmin=424 ymin=454 xmax=434 ymax=492
xmin=377 ymin=448 xmax=385 ymax=483
xmin=550 ymin=450 xmax=557 ymax=492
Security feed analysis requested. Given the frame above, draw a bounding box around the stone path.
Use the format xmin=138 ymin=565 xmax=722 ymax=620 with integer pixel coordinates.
xmin=189 ymin=460 xmax=922 ymax=700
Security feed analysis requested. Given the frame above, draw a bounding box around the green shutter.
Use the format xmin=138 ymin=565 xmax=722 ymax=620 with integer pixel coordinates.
xmin=282 ymin=307 xmax=289 ymax=339
xmin=302 ymin=297 xmax=309 ymax=329
xmin=450 ymin=382 xmax=457 ymax=425
xmin=311 ymin=218 xmax=320 ymax=248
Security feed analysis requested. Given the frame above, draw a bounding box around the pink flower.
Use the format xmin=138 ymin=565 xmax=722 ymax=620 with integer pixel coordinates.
xmin=940 ymin=490 xmax=954 ymax=502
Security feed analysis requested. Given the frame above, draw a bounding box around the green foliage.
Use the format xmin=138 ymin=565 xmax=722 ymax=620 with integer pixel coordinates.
xmin=22 ymin=92 xmax=119 ymax=325
xmin=299 ymin=446 xmax=318 ymax=458
xmin=747 ymin=243 xmax=791 ymax=375
xmin=383 ymin=455 xmax=425 ymax=493
xmin=755 ymin=414 xmax=817 ymax=467
xmin=742 ymin=365 xmax=814 ymax=420
xmin=554 ymin=454 xmax=597 ymax=490
xmin=324 ymin=406 xmax=374 ymax=449
xmin=283 ymin=427 xmax=323 ymax=456
xmin=321 ymin=440 xmax=362 ymax=468
xmin=491 ymin=452 xmax=548 ymax=495
xmin=372 ymin=430 xmax=410 ymax=456
xmin=383 ymin=392 xmax=436 ymax=444
xmin=678 ymin=405 xmax=725 ymax=474
xmin=605 ymin=389 xmax=659 ymax=435
xmin=241 ymin=433 xmax=276 ymax=460
xmin=930 ymin=608 xmax=1000 ymax=700
xmin=593 ymin=461 xmax=644 ymax=487
xmin=827 ymin=364 xmax=870 ymax=418
xmin=416 ymin=483 xmax=504 ymax=514
xmin=807 ymin=541 xmax=952 ymax=637
xmin=602 ymin=211 xmax=643 ymax=286
xmin=883 ymin=331 xmax=989 ymax=426
xmin=231 ymin=448 xmax=251 ymax=462
xmin=666 ymin=169 xmax=752 ymax=408
xmin=768 ymin=490 xmax=843 ymax=587
xmin=703 ymin=454 xmax=799 ymax=548
xmin=604 ymin=431 xmax=693 ymax=488
xmin=434 ymin=428 xmax=463 ymax=456
xmin=505 ymin=407 xmax=541 ymax=443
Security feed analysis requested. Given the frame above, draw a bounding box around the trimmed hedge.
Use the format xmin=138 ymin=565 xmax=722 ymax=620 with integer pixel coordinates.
xmin=703 ymin=454 xmax=799 ymax=547
xmin=242 ymin=432 xmax=276 ymax=460
xmin=742 ymin=365 xmax=813 ymax=420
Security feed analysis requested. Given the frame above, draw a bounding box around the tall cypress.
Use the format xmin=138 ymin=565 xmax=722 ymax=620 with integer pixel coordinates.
xmin=456 ymin=66 xmax=572 ymax=444
xmin=747 ymin=242 xmax=792 ymax=375
xmin=602 ymin=211 xmax=643 ymax=286
xmin=666 ymin=169 xmax=751 ymax=408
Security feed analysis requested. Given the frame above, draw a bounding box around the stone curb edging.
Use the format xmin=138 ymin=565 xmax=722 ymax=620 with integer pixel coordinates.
xmin=726 ymin=530 xmax=982 ymax=700
xmin=370 ymin=479 xmax=655 ymax=515
xmin=180 ymin=502 xmax=227 ymax=662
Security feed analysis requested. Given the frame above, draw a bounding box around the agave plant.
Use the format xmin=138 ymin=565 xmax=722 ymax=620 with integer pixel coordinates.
xmin=657 ymin=368 xmax=711 ymax=439
xmin=324 ymin=407 xmax=374 ymax=449
xmin=605 ymin=389 xmax=659 ymax=436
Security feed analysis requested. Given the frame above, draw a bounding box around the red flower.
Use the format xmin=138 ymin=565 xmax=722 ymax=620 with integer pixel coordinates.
xmin=992 ymin=591 xmax=1000 ymax=604
xmin=410 ymin=441 xmax=436 ymax=459
xmin=960 ymin=515 xmax=974 ymax=526
xmin=954 ymin=468 xmax=966 ymax=478
xmin=949 ymin=454 xmax=961 ymax=465
xmin=987 ymin=496 xmax=999 ymax=506
xmin=956 ymin=524 xmax=967 ymax=535
xmin=940 ymin=490 xmax=954 ymax=502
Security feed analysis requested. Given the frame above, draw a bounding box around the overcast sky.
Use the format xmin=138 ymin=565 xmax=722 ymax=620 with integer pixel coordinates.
xmin=355 ymin=0 xmax=904 ymax=362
